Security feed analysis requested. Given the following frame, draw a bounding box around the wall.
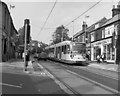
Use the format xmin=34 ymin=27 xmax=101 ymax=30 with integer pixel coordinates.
xmin=0 ymin=2 xmax=2 ymax=62
xmin=0 ymin=2 xmax=17 ymax=62
xmin=116 ymin=20 xmax=120 ymax=64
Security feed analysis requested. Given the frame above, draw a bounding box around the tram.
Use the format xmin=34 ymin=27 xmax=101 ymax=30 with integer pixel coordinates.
xmin=45 ymin=40 xmax=88 ymax=65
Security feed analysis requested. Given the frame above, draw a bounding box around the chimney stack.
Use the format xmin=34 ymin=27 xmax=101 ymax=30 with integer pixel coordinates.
xmin=112 ymin=1 xmax=120 ymax=17
xmin=82 ymin=21 xmax=87 ymax=32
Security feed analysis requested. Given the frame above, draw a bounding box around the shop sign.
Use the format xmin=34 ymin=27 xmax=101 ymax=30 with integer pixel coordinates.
xmin=91 ymin=38 xmax=111 ymax=47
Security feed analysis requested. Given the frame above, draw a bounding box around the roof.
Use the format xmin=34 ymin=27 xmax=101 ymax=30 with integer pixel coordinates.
xmin=73 ymin=17 xmax=107 ymax=38
xmin=102 ymin=14 xmax=120 ymax=27
xmin=86 ymin=17 xmax=108 ymax=32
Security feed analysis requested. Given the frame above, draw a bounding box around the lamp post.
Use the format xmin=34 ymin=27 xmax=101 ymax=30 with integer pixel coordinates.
xmin=24 ymin=23 xmax=27 ymax=71
xmin=84 ymin=15 xmax=89 ymax=58
xmin=72 ymin=20 xmax=74 ymax=41
xmin=24 ymin=19 xmax=30 ymax=71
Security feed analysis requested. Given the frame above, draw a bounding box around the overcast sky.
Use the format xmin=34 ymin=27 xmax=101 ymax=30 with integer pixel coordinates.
xmin=2 ymin=0 xmax=119 ymax=44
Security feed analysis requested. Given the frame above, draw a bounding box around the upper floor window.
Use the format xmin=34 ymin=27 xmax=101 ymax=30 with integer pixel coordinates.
xmin=95 ymin=24 xmax=99 ymax=29
xmin=114 ymin=24 xmax=118 ymax=35
xmin=105 ymin=25 xmax=114 ymax=38
xmin=82 ymin=35 xmax=85 ymax=42
xmin=102 ymin=30 xmax=105 ymax=38
xmin=91 ymin=32 xmax=95 ymax=42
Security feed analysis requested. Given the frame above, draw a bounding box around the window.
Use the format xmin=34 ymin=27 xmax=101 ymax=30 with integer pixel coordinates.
xmin=91 ymin=32 xmax=94 ymax=42
xmin=102 ymin=30 xmax=105 ymax=39
xmin=115 ymin=24 xmax=118 ymax=35
xmin=105 ymin=25 xmax=114 ymax=38
xmin=62 ymin=45 xmax=66 ymax=54
xmin=82 ymin=35 xmax=85 ymax=42
xmin=64 ymin=45 xmax=67 ymax=54
xmin=67 ymin=45 xmax=70 ymax=53
xmin=95 ymin=24 xmax=99 ymax=29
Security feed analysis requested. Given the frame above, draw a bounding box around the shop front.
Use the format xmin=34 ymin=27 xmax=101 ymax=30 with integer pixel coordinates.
xmin=91 ymin=38 xmax=115 ymax=63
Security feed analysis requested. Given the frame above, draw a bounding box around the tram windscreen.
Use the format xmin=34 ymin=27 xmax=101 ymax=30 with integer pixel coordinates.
xmin=72 ymin=43 xmax=86 ymax=54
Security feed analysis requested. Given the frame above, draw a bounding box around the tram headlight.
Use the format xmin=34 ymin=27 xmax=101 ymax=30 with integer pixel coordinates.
xmin=70 ymin=54 xmax=74 ymax=59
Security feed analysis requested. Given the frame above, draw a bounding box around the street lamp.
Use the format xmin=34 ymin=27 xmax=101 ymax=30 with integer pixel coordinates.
xmin=72 ymin=20 xmax=74 ymax=41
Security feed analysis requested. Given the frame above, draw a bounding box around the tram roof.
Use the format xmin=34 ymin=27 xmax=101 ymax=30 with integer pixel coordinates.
xmin=45 ymin=41 xmax=85 ymax=49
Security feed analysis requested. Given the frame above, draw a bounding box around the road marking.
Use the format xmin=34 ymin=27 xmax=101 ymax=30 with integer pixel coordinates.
xmin=37 ymin=63 xmax=43 ymax=69
xmin=37 ymin=63 xmax=75 ymax=94
xmin=66 ymin=69 xmax=119 ymax=94
xmin=0 ymin=83 xmax=22 ymax=88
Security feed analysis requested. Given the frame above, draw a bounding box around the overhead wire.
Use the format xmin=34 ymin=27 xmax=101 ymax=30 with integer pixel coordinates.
xmin=37 ymin=0 xmax=57 ymax=39
xmin=36 ymin=0 xmax=102 ymax=43
xmin=65 ymin=0 xmax=102 ymax=27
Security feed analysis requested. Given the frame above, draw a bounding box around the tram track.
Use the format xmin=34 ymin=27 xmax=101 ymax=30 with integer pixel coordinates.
xmin=54 ymin=61 xmax=118 ymax=81
xmin=65 ymin=69 xmax=119 ymax=94
xmin=37 ymin=62 xmax=81 ymax=95
xmin=59 ymin=63 xmax=119 ymax=94
xmin=72 ymin=66 xmax=118 ymax=80
xmin=38 ymin=61 xmax=119 ymax=95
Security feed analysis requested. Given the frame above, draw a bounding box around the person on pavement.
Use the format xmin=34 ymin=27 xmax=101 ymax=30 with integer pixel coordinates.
xmin=25 ymin=50 xmax=30 ymax=71
xmin=101 ymin=53 xmax=105 ymax=64
xmin=97 ymin=54 xmax=101 ymax=63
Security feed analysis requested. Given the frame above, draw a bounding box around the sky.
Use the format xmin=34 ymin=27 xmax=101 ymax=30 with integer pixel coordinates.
xmin=1 ymin=0 xmax=120 ymax=44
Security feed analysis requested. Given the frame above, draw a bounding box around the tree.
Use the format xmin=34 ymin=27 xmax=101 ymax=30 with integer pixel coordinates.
xmin=52 ymin=25 xmax=70 ymax=44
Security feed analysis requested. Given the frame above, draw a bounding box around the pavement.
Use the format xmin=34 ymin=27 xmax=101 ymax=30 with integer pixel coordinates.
xmin=0 ymin=59 xmax=119 ymax=94
xmin=88 ymin=61 xmax=119 ymax=72
xmin=1 ymin=59 xmax=70 ymax=94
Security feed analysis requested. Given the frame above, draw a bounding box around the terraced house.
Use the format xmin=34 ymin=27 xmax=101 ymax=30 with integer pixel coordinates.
xmin=0 ymin=2 xmax=18 ymax=62
xmin=73 ymin=2 xmax=120 ymax=64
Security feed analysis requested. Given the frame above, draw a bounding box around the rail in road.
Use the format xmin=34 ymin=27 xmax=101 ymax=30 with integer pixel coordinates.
xmin=60 ymin=63 xmax=119 ymax=92
xmin=38 ymin=60 xmax=119 ymax=95
xmin=36 ymin=62 xmax=80 ymax=96
xmin=55 ymin=61 xmax=119 ymax=94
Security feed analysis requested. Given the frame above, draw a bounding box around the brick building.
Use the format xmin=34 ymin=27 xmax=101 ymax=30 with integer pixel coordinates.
xmin=73 ymin=2 xmax=120 ymax=64
xmin=0 ymin=2 xmax=18 ymax=62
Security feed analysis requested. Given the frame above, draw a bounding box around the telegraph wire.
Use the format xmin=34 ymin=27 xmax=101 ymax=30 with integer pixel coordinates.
xmin=65 ymin=0 xmax=102 ymax=27
xmin=37 ymin=0 xmax=57 ymax=39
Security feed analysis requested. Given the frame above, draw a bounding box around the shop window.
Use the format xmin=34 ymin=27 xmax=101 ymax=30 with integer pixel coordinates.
xmin=103 ymin=45 xmax=107 ymax=60
xmin=106 ymin=43 xmax=114 ymax=60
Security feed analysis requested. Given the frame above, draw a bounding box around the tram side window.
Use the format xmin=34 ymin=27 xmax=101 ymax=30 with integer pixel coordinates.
xmin=61 ymin=45 xmax=67 ymax=54
xmin=64 ymin=45 xmax=67 ymax=54
xmin=51 ymin=48 xmax=54 ymax=53
xmin=62 ymin=46 xmax=64 ymax=53
xmin=67 ymin=45 xmax=70 ymax=54
xmin=58 ymin=47 xmax=60 ymax=53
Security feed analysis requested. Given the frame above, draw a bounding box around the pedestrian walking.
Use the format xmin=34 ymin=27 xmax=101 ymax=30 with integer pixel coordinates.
xmin=86 ymin=53 xmax=89 ymax=61
xmin=97 ymin=55 xmax=101 ymax=63
xmin=101 ymin=53 xmax=105 ymax=63
xmin=25 ymin=50 xmax=30 ymax=71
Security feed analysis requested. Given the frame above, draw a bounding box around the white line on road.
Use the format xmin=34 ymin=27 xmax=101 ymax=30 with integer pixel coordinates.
xmin=0 ymin=83 xmax=22 ymax=88
xmin=37 ymin=63 xmax=75 ymax=94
